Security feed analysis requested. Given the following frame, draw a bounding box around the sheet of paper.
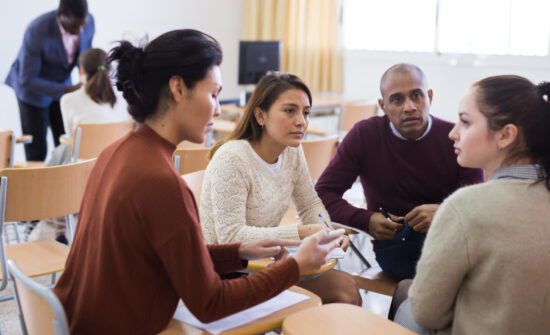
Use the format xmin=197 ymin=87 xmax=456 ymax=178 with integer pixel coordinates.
xmin=286 ymin=246 xmax=346 ymax=259
xmin=173 ymin=290 xmax=309 ymax=334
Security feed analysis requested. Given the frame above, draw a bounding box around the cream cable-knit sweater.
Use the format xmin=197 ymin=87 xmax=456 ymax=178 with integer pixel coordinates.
xmin=409 ymin=179 xmax=550 ymax=335
xmin=200 ymin=139 xmax=330 ymax=243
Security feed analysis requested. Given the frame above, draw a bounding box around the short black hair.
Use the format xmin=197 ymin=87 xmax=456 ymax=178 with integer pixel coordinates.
xmin=58 ymin=0 xmax=88 ymax=18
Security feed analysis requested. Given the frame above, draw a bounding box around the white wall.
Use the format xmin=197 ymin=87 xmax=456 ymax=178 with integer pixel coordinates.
xmin=1 ymin=0 xmax=243 ymax=161
xmin=343 ymin=50 xmax=550 ymax=123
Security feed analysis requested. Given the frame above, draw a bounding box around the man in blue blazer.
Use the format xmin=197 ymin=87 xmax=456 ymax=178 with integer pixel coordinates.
xmin=5 ymin=0 xmax=94 ymax=161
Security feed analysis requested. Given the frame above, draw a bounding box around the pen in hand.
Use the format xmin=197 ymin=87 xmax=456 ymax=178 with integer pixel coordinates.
xmin=317 ymin=213 xmax=334 ymax=231
xmin=379 ymin=207 xmax=406 ymax=241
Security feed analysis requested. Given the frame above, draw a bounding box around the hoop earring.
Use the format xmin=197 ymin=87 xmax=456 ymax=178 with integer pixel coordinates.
xmin=498 ymin=144 xmax=502 ymax=150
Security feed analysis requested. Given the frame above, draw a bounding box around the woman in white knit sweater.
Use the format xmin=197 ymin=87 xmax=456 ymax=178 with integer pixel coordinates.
xmin=200 ymin=72 xmax=361 ymax=305
xmin=393 ymin=75 xmax=550 ymax=335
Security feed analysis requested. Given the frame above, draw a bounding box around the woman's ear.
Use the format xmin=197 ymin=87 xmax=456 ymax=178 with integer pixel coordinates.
xmin=497 ymin=123 xmax=519 ymax=150
xmin=168 ymin=76 xmax=188 ymax=103
xmin=253 ymin=107 xmax=265 ymax=127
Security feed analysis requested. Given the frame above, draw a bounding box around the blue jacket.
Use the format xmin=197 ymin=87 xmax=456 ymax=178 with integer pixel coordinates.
xmin=5 ymin=10 xmax=95 ymax=108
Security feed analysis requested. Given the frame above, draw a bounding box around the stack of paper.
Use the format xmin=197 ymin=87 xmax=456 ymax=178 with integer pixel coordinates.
xmin=174 ymin=290 xmax=310 ymax=334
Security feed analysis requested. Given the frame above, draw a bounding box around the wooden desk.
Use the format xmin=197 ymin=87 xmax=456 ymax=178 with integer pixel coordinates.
xmin=282 ymin=303 xmax=418 ymax=335
xmin=246 ymin=257 xmax=337 ymax=278
xmin=159 ymin=286 xmax=320 ymax=335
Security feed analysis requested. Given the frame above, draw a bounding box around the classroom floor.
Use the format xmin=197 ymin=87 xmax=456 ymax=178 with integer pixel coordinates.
xmin=0 ymin=180 xmax=390 ymax=334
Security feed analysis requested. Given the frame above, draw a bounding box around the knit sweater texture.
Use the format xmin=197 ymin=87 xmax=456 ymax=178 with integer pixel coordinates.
xmin=200 ymin=139 xmax=330 ymax=243
xmin=409 ymin=179 xmax=550 ymax=335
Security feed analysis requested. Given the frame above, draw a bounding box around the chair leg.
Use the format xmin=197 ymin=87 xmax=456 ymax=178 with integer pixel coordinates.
xmin=66 ymin=215 xmax=75 ymax=246
xmin=12 ymin=222 xmax=21 ymax=243
xmin=10 ymin=278 xmax=29 ymax=335
xmin=50 ymin=272 xmax=57 ymax=287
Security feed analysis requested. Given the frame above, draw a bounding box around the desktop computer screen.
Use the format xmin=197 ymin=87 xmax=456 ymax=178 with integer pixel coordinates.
xmin=238 ymin=41 xmax=281 ymax=85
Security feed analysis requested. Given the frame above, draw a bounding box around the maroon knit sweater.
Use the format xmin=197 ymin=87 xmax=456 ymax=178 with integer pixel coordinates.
xmin=55 ymin=125 xmax=299 ymax=335
xmin=316 ymin=115 xmax=483 ymax=231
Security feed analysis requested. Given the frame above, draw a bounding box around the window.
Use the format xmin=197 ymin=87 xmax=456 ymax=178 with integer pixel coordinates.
xmin=343 ymin=0 xmax=550 ymax=56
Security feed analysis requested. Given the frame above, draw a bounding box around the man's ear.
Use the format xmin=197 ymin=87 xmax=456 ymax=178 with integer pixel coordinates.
xmin=168 ymin=76 xmax=187 ymax=103
xmin=378 ymin=98 xmax=385 ymax=114
xmin=253 ymin=107 xmax=265 ymax=127
xmin=497 ymin=123 xmax=519 ymax=150
xmin=427 ymin=89 xmax=433 ymax=105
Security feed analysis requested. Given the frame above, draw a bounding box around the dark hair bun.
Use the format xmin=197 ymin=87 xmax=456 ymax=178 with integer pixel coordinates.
xmin=108 ymin=41 xmax=146 ymax=120
xmin=537 ymin=82 xmax=550 ymax=102
xmin=107 ymin=30 xmax=223 ymax=123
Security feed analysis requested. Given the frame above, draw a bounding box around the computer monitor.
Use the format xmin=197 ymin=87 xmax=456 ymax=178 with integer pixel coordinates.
xmin=238 ymin=41 xmax=281 ymax=85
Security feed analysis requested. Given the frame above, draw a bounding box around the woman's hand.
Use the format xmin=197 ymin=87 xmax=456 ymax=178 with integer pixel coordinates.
xmin=293 ymin=230 xmax=340 ymax=274
xmin=238 ymin=238 xmax=300 ymax=261
xmin=298 ymin=223 xmax=325 ymax=239
xmin=340 ymin=235 xmax=350 ymax=251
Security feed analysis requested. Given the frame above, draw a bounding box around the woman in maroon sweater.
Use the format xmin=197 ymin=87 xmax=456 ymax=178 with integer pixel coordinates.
xmin=54 ymin=29 xmax=339 ymax=335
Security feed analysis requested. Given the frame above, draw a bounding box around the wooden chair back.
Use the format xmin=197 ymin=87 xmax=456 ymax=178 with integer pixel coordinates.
xmin=8 ymin=260 xmax=70 ymax=335
xmin=0 ymin=159 xmax=95 ymax=292
xmin=301 ymin=135 xmax=339 ymax=181
xmin=0 ymin=159 xmax=96 ymax=222
xmin=0 ymin=130 xmax=13 ymax=169
xmin=73 ymin=120 xmax=135 ymax=160
xmin=182 ymin=170 xmax=205 ymax=206
xmin=283 ymin=303 xmax=416 ymax=335
xmin=341 ymin=103 xmax=377 ymax=132
xmin=173 ymin=147 xmax=210 ymax=175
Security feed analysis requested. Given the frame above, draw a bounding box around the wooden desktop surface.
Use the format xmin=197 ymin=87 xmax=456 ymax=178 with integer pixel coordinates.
xmin=246 ymin=257 xmax=337 ymax=277
xmin=158 ymin=286 xmax=320 ymax=335
xmin=283 ymin=303 xmax=418 ymax=335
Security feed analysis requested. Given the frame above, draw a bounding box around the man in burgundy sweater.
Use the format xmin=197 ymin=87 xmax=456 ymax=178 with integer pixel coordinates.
xmin=315 ymin=63 xmax=484 ymax=280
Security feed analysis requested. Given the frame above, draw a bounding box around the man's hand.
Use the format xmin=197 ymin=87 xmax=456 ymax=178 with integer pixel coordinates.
xmin=238 ymin=238 xmax=300 ymax=261
xmin=404 ymin=204 xmax=439 ymax=233
xmin=298 ymin=223 xmax=325 ymax=239
xmin=368 ymin=212 xmax=405 ymax=240
xmin=65 ymin=83 xmax=82 ymax=93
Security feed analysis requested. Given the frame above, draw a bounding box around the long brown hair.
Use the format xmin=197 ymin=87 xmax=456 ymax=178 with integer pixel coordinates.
xmin=209 ymin=72 xmax=312 ymax=159
xmin=80 ymin=48 xmax=117 ymax=107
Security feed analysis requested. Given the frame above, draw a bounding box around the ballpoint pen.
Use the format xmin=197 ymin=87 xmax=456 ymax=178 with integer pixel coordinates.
xmin=318 ymin=213 xmax=334 ymax=230
xmin=379 ymin=207 xmax=406 ymax=241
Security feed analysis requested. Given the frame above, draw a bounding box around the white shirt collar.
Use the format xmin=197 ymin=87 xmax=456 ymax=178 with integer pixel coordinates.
xmin=389 ymin=115 xmax=433 ymax=141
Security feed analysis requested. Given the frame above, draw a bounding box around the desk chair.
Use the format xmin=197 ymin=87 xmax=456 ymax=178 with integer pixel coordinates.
xmin=70 ymin=120 xmax=135 ymax=162
xmin=282 ymin=303 xmax=417 ymax=335
xmin=7 ymin=260 xmax=70 ymax=335
xmin=1 ymin=130 xmax=39 ymax=169
xmin=339 ymin=102 xmax=378 ymax=134
xmin=0 ymin=130 xmax=15 ymax=169
xmin=0 ymin=159 xmax=96 ymax=304
xmin=301 ymin=135 xmax=339 ymax=181
xmin=173 ymin=148 xmax=210 ymax=175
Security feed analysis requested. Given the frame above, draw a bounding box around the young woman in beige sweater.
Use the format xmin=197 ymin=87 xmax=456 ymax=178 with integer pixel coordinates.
xmin=393 ymin=75 xmax=550 ymax=335
xmin=200 ymin=72 xmax=361 ymax=305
